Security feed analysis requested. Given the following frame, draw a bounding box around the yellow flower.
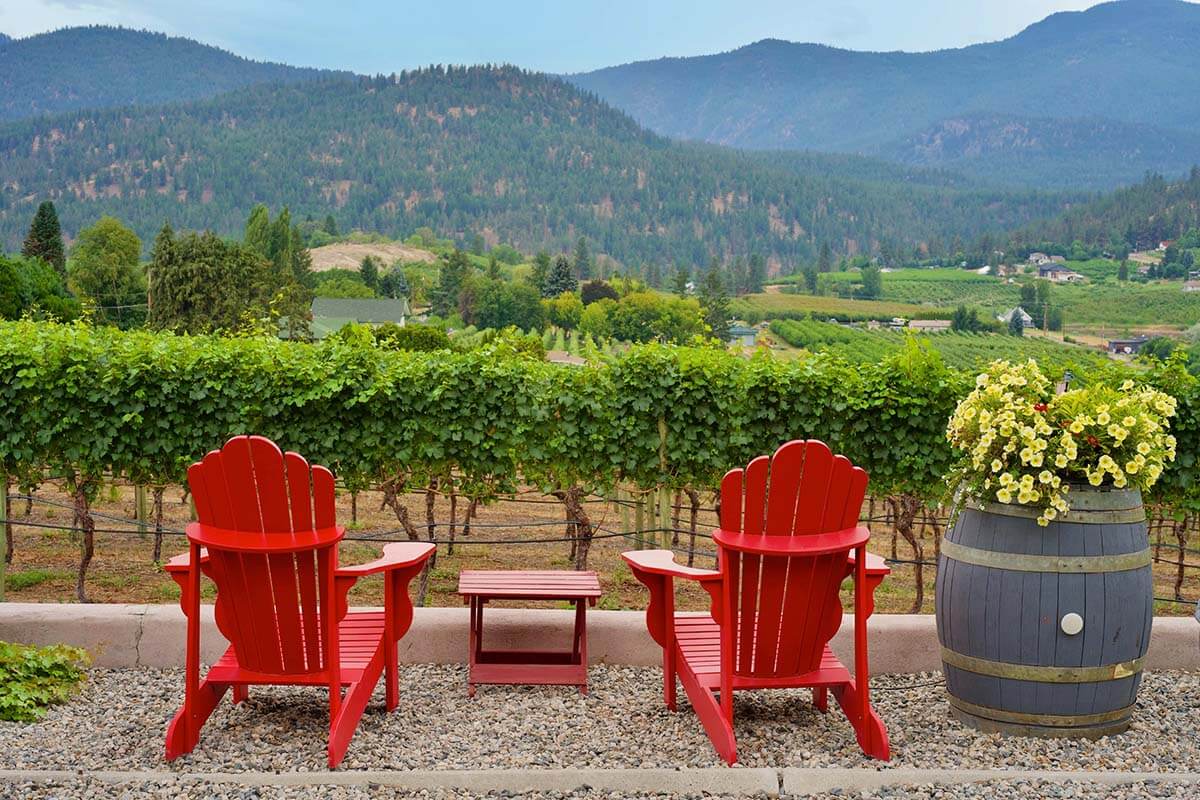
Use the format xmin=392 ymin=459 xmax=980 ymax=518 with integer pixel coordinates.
xmin=1096 ymin=412 xmax=1111 ymax=425
xmin=991 ymin=459 xmax=1004 ymax=473
xmin=1054 ymin=454 xmax=1069 ymax=468
xmin=1137 ymin=441 xmax=1151 ymax=455
xmin=1038 ymin=470 xmax=1053 ymax=484
xmin=1029 ymin=453 xmax=1044 ymax=467
xmin=996 ymin=488 xmax=1013 ymax=503
xmin=1069 ymin=420 xmax=1084 ymax=434
xmin=1125 ymin=461 xmax=1140 ymax=475
xmin=1122 ymin=416 xmax=1136 ymax=428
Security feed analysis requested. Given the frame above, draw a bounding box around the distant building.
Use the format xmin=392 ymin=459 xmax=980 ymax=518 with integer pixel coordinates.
xmin=907 ymin=319 xmax=952 ymax=333
xmin=1037 ymin=263 xmax=1084 ymax=283
xmin=1107 ymin=337 xmax=1150 ymax=355
xmin=1027 ymin=252 xmax=1051 ymax=265
xmin=728 ymin=325 xmax=758 ymax=348
xmin=310 ymin=296 xmax=411 ymax=339
xmin=1159 ymin=240 xmax=1175 ymax=252
xmin=998 ymin=307 xmax=1035 ymax=327
xmin=1184 ymin=280 xmax=1200 ymax=293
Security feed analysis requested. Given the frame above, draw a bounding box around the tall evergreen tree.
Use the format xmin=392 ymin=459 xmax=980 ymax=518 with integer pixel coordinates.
xmin=802 ymin=262 xmax=819 ymax=293
xmin=748 ymin=253 xmax=766 ymax=293
xmin=698 ymin=264 xmax=731 ymax=341
xmin=432 ymin=248 xmax=470 ymax=317
xmin=21 ymin=201 xmax=65 ymax=276
xmin=244 ymin=203 xmax=271 ymax=257
xmin=817 ymin=241 xmax=833 ymax=273
xmin=646 ymin=262 xmax=662 ymax=289
xmin=573 ymin=237 xmax=592 ymax=281
xmin=545 ymin=254 xmax=578 ymax=296
xmin=673 ymin=264 xmax=690 ymax=296
xmin=487 ymin=252 xmax=501 ymax=280
xmin=359 ymin=255 xmax=380 ymax=290
xmin=379 ymin=266 xmax=410 ymax=300
xmin=322 ymin=214 xmax=339 ymax=237
xmin=531 ymin=250 xmax=551 ymax=296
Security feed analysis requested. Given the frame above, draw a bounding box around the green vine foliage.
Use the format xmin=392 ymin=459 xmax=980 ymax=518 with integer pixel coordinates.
xmin=0 ymin=641 xmax=89 ymax=722
xmin=2 ymin=318 xmax=1194 ymax=531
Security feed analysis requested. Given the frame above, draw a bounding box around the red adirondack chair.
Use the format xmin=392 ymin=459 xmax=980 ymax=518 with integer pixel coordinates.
xmin=623 ymin=439 xmax=891 ymax=764
xmin=163 ymin=435 xmax=434 ymax=768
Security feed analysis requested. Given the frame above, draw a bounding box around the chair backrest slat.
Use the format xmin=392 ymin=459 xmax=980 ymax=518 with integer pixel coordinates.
xmin=187 ymin=435 xmax=338 ymax=676
xmin=719 ymin=440 xmax=868 ymax=679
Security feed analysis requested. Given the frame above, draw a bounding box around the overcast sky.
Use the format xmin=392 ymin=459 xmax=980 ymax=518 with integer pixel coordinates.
xmin=0 ymin=1 xmax=1185 ymax=74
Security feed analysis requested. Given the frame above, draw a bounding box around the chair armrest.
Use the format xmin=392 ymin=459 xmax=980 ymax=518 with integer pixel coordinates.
xmin=713 ymin=525 xmax=870 ymax=556
xmin=336 ymin=542 xmax=436 ymax=578
xmin=164 ymin=548 xmax=208 ymax=573
xmin=621 ymin=549 xmax=720 ymax=582
xmin=622 ymin=550 xmax=722 ymax=647
xmin=847 ymin=548 xmax=890 ymax=576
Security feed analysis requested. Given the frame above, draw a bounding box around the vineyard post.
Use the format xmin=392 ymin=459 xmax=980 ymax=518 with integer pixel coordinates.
xmin=134 ymin=485 xmax=148 ymax=538
xmin=0 ymin=471 xmax=7 ymax=601
xmin=658 ymin=487 xmax=670 ymax=550
xmin=634 ymin=491 xmax=645 ymax=550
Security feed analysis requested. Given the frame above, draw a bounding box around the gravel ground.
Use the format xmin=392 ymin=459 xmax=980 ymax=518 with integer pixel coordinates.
xmin=802 ymin=780 xmax=1200 ymax=799
xmin=1 ymin=666 xmax=1199 ymax=773
xmin=3 ymin=780 xmax=1200 ymax=800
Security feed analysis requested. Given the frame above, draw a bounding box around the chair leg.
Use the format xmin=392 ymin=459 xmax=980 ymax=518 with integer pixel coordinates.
xmin=663 ymin=644 xmax=677 ymax=711
xmin=232 ymin=685 xmax=249 ymax=705
xmin=812 ymin=686 xmax=828 ymax=713
xmin=165 ymin=680 xmax=229 ymax=760
xmin=327 ymin=651 xmax=385 ymax=768
xmin=831 ymin=681 xmax=890 ymax=761
xmin=677 ymin=663 xmax=737 ymax=765
xmin=384 ymin=636 xmax=399 ymax=712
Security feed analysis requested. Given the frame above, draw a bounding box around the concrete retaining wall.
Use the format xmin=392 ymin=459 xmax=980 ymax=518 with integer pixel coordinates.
xmin=2 ymin=603 xmax=1197 ymax=673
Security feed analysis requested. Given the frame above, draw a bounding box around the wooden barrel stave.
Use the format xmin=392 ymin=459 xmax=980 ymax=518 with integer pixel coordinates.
xmin=936 ymin=492 xmax=1152 ymax=737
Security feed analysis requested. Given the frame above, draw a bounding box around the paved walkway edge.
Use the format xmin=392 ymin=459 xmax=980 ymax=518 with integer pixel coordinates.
xmin=1 ymin=603 xmax=1197 ymax=672
xmin=1 ymin=767 xmax=1198 ymax=796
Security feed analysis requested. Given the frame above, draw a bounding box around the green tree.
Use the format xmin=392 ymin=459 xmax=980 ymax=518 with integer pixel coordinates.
xmin=748 ymin=253 xmax=766 ymax=293
xmin=573 ymin=237 xmax=592 ymax=281
xmin=802 ymin=262 xmax=819 ymax=294
xmin=379 ymin=267 xmax=410 ymax=300
xmin=147 ymin=230 xmax=274 ymax=333
xmin=673 ymin=265 xmax=690 ymax=297
xmin=817 ymin=242 xmax=833 ymax=274
xmin=1118 ymin=260 xmax=1129 ymax=281
xmin=546 ymin=291 xmax=583 ymax=329
xmin=698 ymin=264 xmax=731 ymax=341
xmin=1008 ymin=310 xmax=1025 ymax=337
xmin=68 ymin=216 xmax=144 ymax=327
xmin=21 ymin=201 xmax=65 ymax=277
xmin=530 ymin=250 xmax=551 ymax=296
xmin=244 ymin=203 xmax=271 ymax=257
xmin=545 ymin=255 xmax=578 ymax=296
xmin=470 ymin=233 xmax=486 ymax=257
xmin=470 ymin=279 xmax=546 ymax=331
xmin=432 ymin=248 xmax=470 ymax=317
xmin=359 ymin=255 xmax=380 ymax=290
xmin=1019 ymin=282 xmax=1037 ymax=309
xmin=487 ymin=253 xmax=501 ymax=280
xmin=857 ymin=264 xmax=882 ymax=299
xmin=322 ymin=214 xmax=339 ymax=237
xmin=950 ymin=305 xmax=981 ymax=332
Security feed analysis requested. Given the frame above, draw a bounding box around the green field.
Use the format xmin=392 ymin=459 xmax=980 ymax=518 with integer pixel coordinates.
xmin=768 ymin=318 xmax=1110 ymax=372
xmin=768 ymin=267 xmax=1200 ymax=331
xmin=732 ymin=292 xmax=952 ymax=322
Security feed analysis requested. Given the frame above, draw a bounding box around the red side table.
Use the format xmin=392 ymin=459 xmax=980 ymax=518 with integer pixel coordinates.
xmin=457 ymin=569 xmax=602 ymax=695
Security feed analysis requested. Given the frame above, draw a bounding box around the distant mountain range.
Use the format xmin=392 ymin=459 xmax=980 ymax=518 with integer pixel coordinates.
xmin=0 ymin=26 xmax=339 ymax=121
xmin=0 ymin=65 xmax=1078 ymax=266
xmin=569 ymin=0 xmax=1200 ymax=188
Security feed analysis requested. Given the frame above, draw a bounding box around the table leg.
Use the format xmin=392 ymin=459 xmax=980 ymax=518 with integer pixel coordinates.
xmin=574 ymin=598 xmax=588 ymax=695
xmin=467 ymin=596 xmax=479 ymax=697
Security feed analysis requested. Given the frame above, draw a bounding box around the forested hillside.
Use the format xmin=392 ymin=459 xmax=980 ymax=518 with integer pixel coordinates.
xmin=880 ymin=113 xmax=1200 ymax=189
xmin=0 ymin=66 xmax=1077 ymax=267
xmin=0 ymin=27 xmax=336 ymax=121
xmin=569 ymin=0 xmax=1200 ymax=188
xmin=1013 ymin=168 xmax=1200 ymax=250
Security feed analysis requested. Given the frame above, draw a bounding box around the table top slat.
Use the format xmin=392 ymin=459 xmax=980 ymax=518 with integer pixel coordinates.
xmin=457 ymin=569 xmax=602 ymax=598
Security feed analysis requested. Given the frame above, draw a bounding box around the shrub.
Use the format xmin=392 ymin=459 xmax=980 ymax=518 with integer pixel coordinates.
xmin=0 ymin=641 xmax=89 ymax=722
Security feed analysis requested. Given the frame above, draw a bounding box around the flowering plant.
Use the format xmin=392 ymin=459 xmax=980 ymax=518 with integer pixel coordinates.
xmin=946 ymin=360 xmax=1177 ymax=525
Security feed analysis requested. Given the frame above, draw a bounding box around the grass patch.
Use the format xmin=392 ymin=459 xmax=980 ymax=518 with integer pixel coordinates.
xmin=4 ymin=569 xmax=62 ymax=591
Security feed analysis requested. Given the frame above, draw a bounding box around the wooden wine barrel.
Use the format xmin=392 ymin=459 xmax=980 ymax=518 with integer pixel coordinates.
xmin=936 ymin=487 xmax=1152 ymax=738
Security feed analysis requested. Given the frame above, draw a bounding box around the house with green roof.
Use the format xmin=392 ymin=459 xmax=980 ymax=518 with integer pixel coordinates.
xmin=310 ymin=297 xmax=411 ymax=339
